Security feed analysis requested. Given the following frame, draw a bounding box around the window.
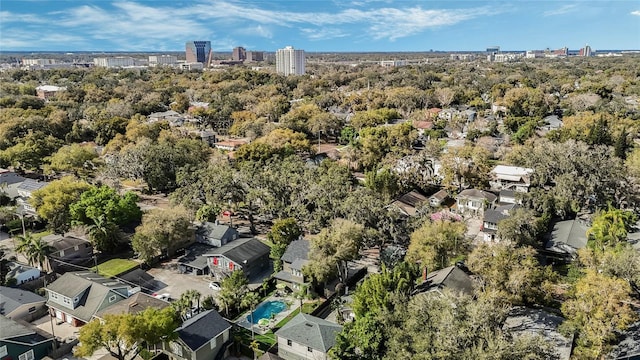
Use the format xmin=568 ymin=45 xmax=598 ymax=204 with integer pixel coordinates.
xmin=287 ymin=340 xmax=292 ymax=347
xmin=0 ymin=345 xmax=7 ymax=357
xmin=19 ymin=349 xmax=34 ymax=360
xmin=59 ymin=250 xmax=65 ymax=257
xmin=50 ymin=293 xmax=58 ymax=300
xmin=109 ymin=295 xmax=117 ymax=302
xmin=170 ymin=342 xmax=183 ymax=356
xmin=28 ymin=306 xmax=36 ymax=313
xmin=307 ymin=347 xmax=313 ymax=352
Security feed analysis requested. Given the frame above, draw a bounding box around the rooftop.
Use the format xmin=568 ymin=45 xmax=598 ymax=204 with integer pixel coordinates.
xmin=177 ymin=309 xmax=231 ymax=351
xmin=275 ymin=313 xmax=342 ymax=352
xmin=96 ymin=292 xmax=169 ymax=318
xmin=503 ymin=307 xmax=573 ymax=360
xmin=0 ymin=286 xmax=46 ymax=316
xmin=204 ymin=238 xmax=270 ymax=265
xmin=413 ymin=265 xmax=474 ymax=297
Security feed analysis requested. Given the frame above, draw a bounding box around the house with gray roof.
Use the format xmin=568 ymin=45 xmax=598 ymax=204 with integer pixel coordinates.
xmin=275 ymin=313 xmax=342 ymax=360
xmin=503 ymin=307 xmax=573 ymax=360
xmin=0 ymin=286 xmax=46 ymax=321
xmin=204 ymin=238 xmax=271 ymax=280
xmin=482 ymin=203 xmax=520 ymax=242
xmin=195 ymin=222 xmax=239 ymax=247
xmin=15 ymin=179 xmax=48 ymax=215
xmin=0 ymin=169 xmax=26 ymax=200
xmin=162 ymin=309 xmax=231 ymax=360
xmin=275 ymin=239 xmax=310 ymax=291
xmin=412 ymin=265 xmax=475 ymax=297
xmin=178 ymin=243 xmax=214 ymax=276
xmin=489 ymin=165 xmax=534 ymax=193
xmin=6 ymin=261 xmax=41 ymax=285
xmin=544 ymin=218 xmax=589 ymax=259
xmin=609 ymin=312 xmax=640 ymax=360
xmin=41 ymin=234 xmax=93 ymax=272
xmin=96 ymin=292 xmax=169 ymax=318
xmin=456 ymin=189 xmax=497 ymax=217
xmin=44 ymin=272 xmax=129 ymax=326
xmin=429 ymin=189 xmax=450 ymax=207
xmin=0 ymin=315 xmax=54 ymax=360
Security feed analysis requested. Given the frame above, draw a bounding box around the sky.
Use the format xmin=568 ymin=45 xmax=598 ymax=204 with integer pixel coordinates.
xmin=0 ymin=0 xmax=639 ymax=52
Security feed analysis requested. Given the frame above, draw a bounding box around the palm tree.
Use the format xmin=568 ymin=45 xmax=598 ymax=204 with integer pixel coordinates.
xmin=184 ymin=289 xmax=202 ymax=317
xmin=240 ymin=292 xmax=260 ymax=340
xmin=15 ymin=234 xmax=53 ymax=271
xmin=293 ymin=284 xmax=309 ymax=312
xmin=86 ymin=215 xmax=122 ymax=252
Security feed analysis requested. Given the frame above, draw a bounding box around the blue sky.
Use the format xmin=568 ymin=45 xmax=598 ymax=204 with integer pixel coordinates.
xmin=1 ymin=0 xmax=639 ymax=52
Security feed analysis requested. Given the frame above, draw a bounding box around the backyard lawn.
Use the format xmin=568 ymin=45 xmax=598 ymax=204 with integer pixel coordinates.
xmin=93 ymin=258 xmax=139 ymax=277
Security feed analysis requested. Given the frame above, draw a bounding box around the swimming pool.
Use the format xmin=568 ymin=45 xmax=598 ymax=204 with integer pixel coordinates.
xmin=248 ymin=300 xmax=287 ymax=324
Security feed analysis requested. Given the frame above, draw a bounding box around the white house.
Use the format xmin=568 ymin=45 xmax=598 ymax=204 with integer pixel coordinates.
xmin=6 ymin=262 xmax=41 ymax=284
xmin=489 ymin=165 xmax=534 ymax=193
xmin=275 ymin=313 xmax=342 ymax=360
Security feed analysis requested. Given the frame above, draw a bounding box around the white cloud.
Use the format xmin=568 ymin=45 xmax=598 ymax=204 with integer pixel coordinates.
xmin=631 ymin=10 xmax=640 ymax=16
xmin=544 ymin=4 xmax=578 ymax=16
xmin=1 ymin=0 xmax=499 ymax=49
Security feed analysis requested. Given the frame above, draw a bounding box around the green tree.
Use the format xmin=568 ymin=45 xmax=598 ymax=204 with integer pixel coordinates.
xmin=44 ymin=143 xmax=99 ymax=177
xmin=131 ymin=206 xmax=193 ymax=263
xmin=15 ymin=233 xmax=54 ymax=270
xmin=0 ymin=131 xmax=63 ymax=171
xmin=75 ymin=307 xmax=179 ymax=360
xmin=406 ymin=219 xmax=469 ymax=271
xmin=586 ymin=205 xmax=637 ymax=251
xmin=216 ymin=270 xmax=249 ymax=317
xmin=85 ymin=215 xmax=123 ymax=252
xmin=241 ymin=292 xmax=260 ymax=339
xmin=305 ymin=219 xmax=364 ymax=283
xmin=468 ymin=244 xmax=556 ymax=306
xmin=70 ymin=185 xmax=142 ymax=228
xmin=496 ymin=208 xmax=546 ymax=247
xmin=30 ymin=176 xmax=91 ymax=233
xmin=268 ymin=218 xmax=302 ymax=272
xmin=561 ymin=270 xmax=637 ymax=359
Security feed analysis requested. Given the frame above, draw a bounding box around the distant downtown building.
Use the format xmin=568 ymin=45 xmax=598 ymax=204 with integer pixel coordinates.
xmin=185 ymin=41 xmax=213 ymax=66
xmin=232 ymin=47 xmax=246 ymax=61
xmin=149 ymin=55 xmax=177 ymax=67
xmin=93 ymin=56 xmax=135 ymax=68
xmin=579 ymin=44 xmax=593 ymax=57
xmin=276 ymin=46 xmax=305 ymax=76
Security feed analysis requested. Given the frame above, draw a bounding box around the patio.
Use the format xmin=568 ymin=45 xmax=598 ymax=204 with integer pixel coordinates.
xmin=235 ymin=294 xmax=299 ymax=335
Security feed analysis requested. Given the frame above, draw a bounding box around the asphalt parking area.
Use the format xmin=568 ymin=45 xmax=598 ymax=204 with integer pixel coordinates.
xmin=146 ymin=266 xmax=217 ymax=301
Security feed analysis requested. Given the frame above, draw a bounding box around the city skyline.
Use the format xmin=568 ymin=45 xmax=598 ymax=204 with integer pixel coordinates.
xmin=1 ymin=0 xmax=639 ymax=52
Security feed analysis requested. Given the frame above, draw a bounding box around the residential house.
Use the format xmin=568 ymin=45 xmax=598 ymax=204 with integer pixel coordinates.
xmin=6 ymin=262 xmax=41 ymax=284
xmin=148 ymin=110 xmax=184 ymax=126
xmin=274 ymin=239 xmax=310 ymax=291
xmin=489 ymin=165 xmax=534 ymax=193
xmin=35 ymin=85 xmax=66 ymax=100
xmin=498 ymin=189 xmax=519 ymax=204
xmin=41 ymin=234 xmax=93 ymax=273
xmin=482 ymin=204 xmax=520 ymax=242
xmin=429 ymin=189 xmax=450 ymax=207
xmin=44 ymin=272 xmax=129 ymax=327
xmin=389 ymin=190 xmax=429 ymax=217
xmin=412 ymin=265 xmax=474 ymax=297
xmin=544 ymin=218 xmax=589 ymax=260
xmin=456 ymin=189 xmax=497 ymax=217
xmin=213 ymin=139 xmax=250 ymax=151
xmin=541 ymin=115 xmax=563 ymax=131
xmin=162 ymin=309 xmax=231 ymax=360
xmin=0 ymin=315 xmax=54 ymax=360
xmin=204 ymin=238 xmax=271 ymax=280
xmin=195 ymin=222 xmax=239 ymax=247
xmin=15 ymin=179 xmax=48 ymax=215
xmin=0 ymin=286 xmax=47 ymax=321
xmin=96 ymin=292 xmax=169 ymax=318
xmin=178 ymin=244 xmax=214 ymax=276
xmin=0 ymin=169 xmax=26 ymax=200
xmin=503 ymin=307 xmax=573 ymax=360
xmin=275 ymin=313 xmax=342 ymax=360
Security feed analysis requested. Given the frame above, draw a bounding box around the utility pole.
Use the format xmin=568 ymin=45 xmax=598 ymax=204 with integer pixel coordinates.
xmin=43 ymin=276 xmax=57 ymax=349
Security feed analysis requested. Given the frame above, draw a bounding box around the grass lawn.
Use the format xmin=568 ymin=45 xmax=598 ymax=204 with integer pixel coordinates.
xmin=93 ymin=258 xmax=138 ymax=277
xmin=31 ymin=230 xmax=52 ymax=240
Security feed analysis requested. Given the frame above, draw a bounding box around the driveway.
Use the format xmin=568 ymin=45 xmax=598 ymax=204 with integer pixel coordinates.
xmin=146 ymin=266 xmax=217 ymax=301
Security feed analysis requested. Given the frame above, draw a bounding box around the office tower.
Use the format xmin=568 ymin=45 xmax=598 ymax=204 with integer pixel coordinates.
xmin=185 ymin=41 xmax=213 ymax=66
xmin=245 ymin=51 xmax=264 ymax=62
xmin=232 ymin=47 xmax=246 ymax=61
xmin=93 ymin=57 xmax=135 ymax=68
xmin=276 ymin=46 xmax=305 ymax=76
xmin=579 ymin=44 xmax=592 ymax=57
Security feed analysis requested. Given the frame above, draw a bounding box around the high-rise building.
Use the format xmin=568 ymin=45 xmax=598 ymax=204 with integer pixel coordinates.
xmin=185 ymin=41 xmax=213 ymax=66
xmin=276 ymin=46 xmax=305 ymax=76
xmin=232 ymin=47 xmax=246 ymax=61
xmin=93 ymin=57 xmax=135 ymax=68
xmin=579 ymin=44 xmax=592 ymax=57
xmin=245 ymin=51 xmax=264 ymax=62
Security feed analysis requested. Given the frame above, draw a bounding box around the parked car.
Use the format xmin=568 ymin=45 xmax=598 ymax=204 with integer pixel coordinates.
xmin=153 ymin=293 xmax=171 ymax=301
xmin=209 ymin=281 xmax=221 ymax=291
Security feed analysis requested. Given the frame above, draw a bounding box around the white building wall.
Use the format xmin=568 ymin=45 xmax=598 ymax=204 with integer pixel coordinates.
xmin=276 ymin=46 xmax=305 ymax=76
xmin=277 ymin=337 xmax=327 ymax=360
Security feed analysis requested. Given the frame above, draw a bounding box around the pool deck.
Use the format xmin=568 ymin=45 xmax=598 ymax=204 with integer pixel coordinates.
xmin=235 ymin=294 xmax=299 ymax=335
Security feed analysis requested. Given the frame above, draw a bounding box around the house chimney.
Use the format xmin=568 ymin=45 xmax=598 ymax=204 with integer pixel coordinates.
xmin=422 ymin=267 xmax=428 ymax=282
